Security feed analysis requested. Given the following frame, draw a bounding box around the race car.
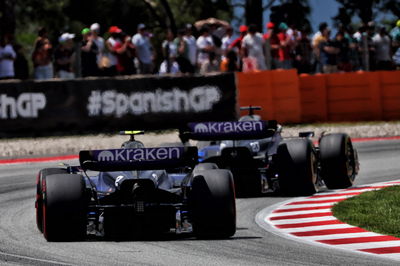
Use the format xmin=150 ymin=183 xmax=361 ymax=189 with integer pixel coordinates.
xmin=179 ymin=106 xmax=359 ymax=197
xmin=35 ymin=131 xmax=236 ymax=241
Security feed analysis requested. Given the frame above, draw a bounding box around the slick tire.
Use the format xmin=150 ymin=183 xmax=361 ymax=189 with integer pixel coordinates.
xmin=277 ymin=138 xmax=318 ymax=196
xmin=191 ymin=169 xmax=236 ymax=239
xmin=42 ymin=174 xmax=87 ymax=241
xmin=36 ymin=168 xmax=68 ymax=233
xmin=320 ymin=133 xmax=356 ymax=189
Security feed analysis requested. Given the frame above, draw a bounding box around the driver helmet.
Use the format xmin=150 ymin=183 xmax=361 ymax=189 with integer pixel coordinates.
xmin=121 ymin=140 xmax=145 ymax=149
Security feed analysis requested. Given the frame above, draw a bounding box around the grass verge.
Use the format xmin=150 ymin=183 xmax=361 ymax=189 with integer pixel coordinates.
xmin=332 ymin=185 xmax=400 ymax=238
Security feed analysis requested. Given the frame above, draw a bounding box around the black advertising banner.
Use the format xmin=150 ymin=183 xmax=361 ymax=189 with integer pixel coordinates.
xmin=0 ymin=73 xmax=237 ymax=137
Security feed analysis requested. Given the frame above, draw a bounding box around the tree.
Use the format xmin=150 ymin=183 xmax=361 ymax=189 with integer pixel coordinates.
xmin=0 ymin=0 xmax=16 ymax=38
xmin=245 ymin=0 xmax=263 ymax=30
xmin=333 ymin=0 xmax=376 ymax=25
xmin=379 ymin=0 xmax=400 ymax=20
xmin=269 ymin=0 xmax=311 ymax=33
xmin=334 ymin=0 xmax=400 ymax=29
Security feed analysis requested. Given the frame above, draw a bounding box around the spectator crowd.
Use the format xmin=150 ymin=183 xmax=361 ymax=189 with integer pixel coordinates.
xmin=1 ymin=19 xmax=400 ymax=80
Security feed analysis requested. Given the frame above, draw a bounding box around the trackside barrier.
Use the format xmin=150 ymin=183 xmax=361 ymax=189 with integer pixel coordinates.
xmin=237 ymin=70 xmax=400 ymax=123
xmin=1 ymin=70 xmax=399 ymax=137
xmin=236 ymin=70 xmax=301 ymax=123
xmin=0 ymin=74 xmax=237 ymax=137
xmin=380 ymin=71 xmax=400 ymax=120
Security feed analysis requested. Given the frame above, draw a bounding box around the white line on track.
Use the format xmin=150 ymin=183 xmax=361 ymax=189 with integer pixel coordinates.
xmin=277 ymin=223 xmax=355 ymax=233
xmin=0 ymin=250 xmax=74 ymax=265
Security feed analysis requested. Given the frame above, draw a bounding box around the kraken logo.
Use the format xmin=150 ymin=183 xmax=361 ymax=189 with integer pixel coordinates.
xmin=97 ymin=150 xmax=114 ymax=161
xmin=194 ymin=123 xmax=209 ymax=133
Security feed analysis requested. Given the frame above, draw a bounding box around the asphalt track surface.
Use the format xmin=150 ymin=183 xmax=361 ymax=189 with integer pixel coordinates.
xmin=0 ymin=139 xmax=399 ymax=265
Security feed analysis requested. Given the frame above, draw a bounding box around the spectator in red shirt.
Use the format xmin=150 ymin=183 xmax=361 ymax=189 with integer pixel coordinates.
xmin=229 ymin=25 xmax=248 ymax=51
xmin=229 ymin=25 xmax=248 ymax=71
xmin=274 ymin=22 xmax=292 ymax=69
xmin=114 ymin=32 xmax=136 ymax=75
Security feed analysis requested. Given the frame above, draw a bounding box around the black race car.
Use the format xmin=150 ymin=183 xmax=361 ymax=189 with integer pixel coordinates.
xmin=35 ymin=132 xmax=236 ymax=241
xmin=179 ymin=106 xmax=359 ymax=197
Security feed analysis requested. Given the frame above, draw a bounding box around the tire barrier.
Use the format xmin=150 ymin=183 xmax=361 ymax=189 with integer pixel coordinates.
xmin=237 ymin=69 xmax=400 ymax=123
xmin=236 ymin=70 xmax=301 ymax=123
xmin=299 ymin=71 xmax=387 ymax=122
xmin=0 ymin=73 xmax=237 ymax=137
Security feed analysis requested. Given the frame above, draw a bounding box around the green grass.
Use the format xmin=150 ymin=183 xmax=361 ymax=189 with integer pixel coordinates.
xmin=332 ymin=185 xmax=400 ymax=238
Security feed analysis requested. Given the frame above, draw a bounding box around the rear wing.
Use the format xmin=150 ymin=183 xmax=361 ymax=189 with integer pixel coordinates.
xmin=179 ymin=120 xmax=278 ymax=142
xmin=79 ymin=146 xmax=198 ymax=171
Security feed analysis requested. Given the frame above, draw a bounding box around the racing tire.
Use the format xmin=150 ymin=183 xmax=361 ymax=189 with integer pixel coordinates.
xmin=277 ymin=139 xmax=318 ymax=196
xmin=36 ymin=168 xmax=68 ymax=233
xmin=320 ymin=133 xmax=357 ymax=189
xmin=42 ymin=174 xmax=87 ymax=241
xmin=190 ymin=169 xmax=236 ymax=239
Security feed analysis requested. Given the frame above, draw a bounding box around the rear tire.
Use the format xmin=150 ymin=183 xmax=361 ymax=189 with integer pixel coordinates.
xmin=36 ymin=168 xmax=67 ymax=233
xmin=190 ymin=169 xmax=236 ymax=239
xmin=320 ymin=133 xmax=356 ymax=189
xmin=277 ymin=139 xmax=318 ymax=196
xmin=42 ymin=174 xmax=87 ymax=241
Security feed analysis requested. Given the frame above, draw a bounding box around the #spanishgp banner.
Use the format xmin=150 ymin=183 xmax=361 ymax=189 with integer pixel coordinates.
xmin=0 ymin=73 xmax=236 ymax=137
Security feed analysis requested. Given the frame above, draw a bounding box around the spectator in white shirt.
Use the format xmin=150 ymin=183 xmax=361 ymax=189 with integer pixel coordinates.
xmin=132 ymin=23 xmax=154 ymax=74
xmin=90 ymin=23 xmax=105 ymax=68
xmin=373 ymin=27 xmax=393 ymax=70
xmin=196 ymin=26 xmax=215 ymax=68
xmin=183 ymin=24 xmax=197 ymax=72
xmin=221 ymin=26 xmax=235 ymax=59
xmin=0 ymin=35 xmax=16 ymax=79
xmin=242 ymin=24 xmax=267 ymax=70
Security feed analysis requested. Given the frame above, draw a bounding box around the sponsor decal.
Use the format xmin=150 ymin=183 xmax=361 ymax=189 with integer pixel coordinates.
xmin=97 ymin=151 xmax=114 ymax=161
xmin=191 ymin=121 xmax=265 ymax=134
xmin=94 ymin=147 xmax=182 ymax=162
xmin=0 ymin=93 xmax=46 ymax=119
xmin=250 ymin=141 xmax=260 ymax=152
xmin=115 ymin=175 xmax=125 ymax=188
xmin=87 ymin=86 xmax=221 ymax=117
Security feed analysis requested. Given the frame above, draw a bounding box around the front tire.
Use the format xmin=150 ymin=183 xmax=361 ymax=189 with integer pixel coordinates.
xmin=190 ymin=169 xmax=236 ymax=239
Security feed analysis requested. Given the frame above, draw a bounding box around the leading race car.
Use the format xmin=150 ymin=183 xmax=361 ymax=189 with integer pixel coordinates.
xmin=35 ymin=131 xmax=236 ymax=241
xmin=179 ymin=106 xmax=359 ymax=197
